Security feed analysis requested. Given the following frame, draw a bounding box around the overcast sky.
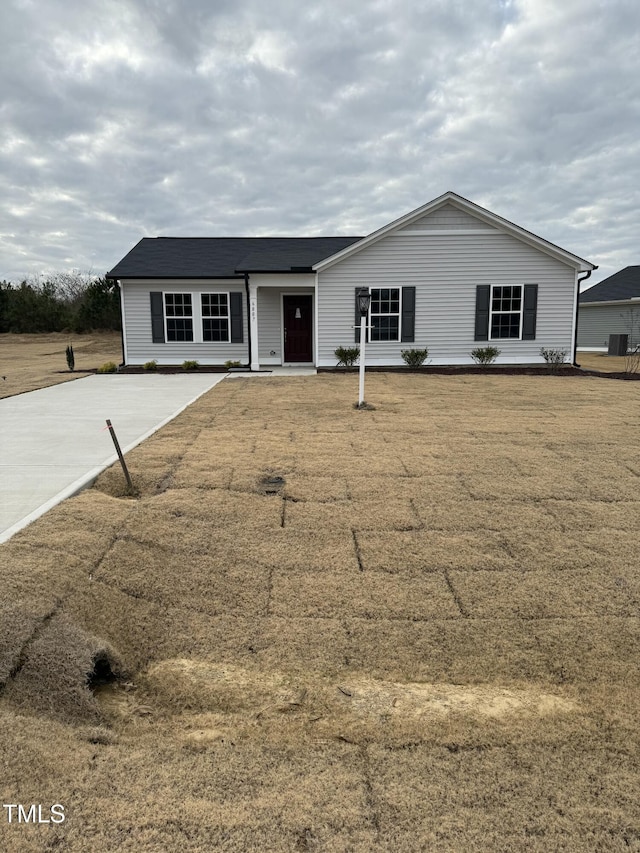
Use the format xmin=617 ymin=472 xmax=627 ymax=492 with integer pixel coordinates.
xmin=1 ymin=0 xmax=638 ymax=289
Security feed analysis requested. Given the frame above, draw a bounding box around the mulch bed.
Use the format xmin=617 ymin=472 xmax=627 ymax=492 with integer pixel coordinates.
xmin=116 ymin=363 xmax=640 ymax=380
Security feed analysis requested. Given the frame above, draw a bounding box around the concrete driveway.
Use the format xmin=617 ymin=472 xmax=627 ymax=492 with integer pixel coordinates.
xmin=0 ymin=373 xmax=228 ymax=543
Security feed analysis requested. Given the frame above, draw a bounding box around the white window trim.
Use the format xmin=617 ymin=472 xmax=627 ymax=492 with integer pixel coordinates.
xmin=201 ymin=291 xmax=231 ymax=344
xmin=489 ymin=284 xmax=524 ymax=341
xmin=368 ymin=287 xmax=403 ymax=343
xmin=162 ymin=290 xmax=232 ymax=344
xmin=164 ymin=291 xmax=194 ymax=343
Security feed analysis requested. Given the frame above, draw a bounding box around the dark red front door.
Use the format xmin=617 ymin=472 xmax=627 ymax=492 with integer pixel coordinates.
xmin=283 ymin=295 xmax=313 ymax=362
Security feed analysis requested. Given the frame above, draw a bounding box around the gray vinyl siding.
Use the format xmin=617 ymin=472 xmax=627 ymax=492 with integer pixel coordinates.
xmin=577 ymin=303 xmax=640 ymax=349
xmin=399 ymin=203 xmax=496 ymax=231
xmin=121 ymin=279 xmax=248 ymax=364
xmin=317 ymin=232 xmax=577 ymax=366
xmin=257 ymin=288 xmax=282 ymax=362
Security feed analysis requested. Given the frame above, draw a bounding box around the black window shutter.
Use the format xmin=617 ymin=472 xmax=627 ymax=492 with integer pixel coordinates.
xmin=522 ymin=284 xmax=538 ymax=340
xmin=474 ymin=285 xmax=490 ymax=341
xmin=230 ymin=292 xmax=243 ymax=343
xmin=401 ymin=286 xmax=415 ymax=342
xmin=150 ymin=292 xmax=165 ymax=343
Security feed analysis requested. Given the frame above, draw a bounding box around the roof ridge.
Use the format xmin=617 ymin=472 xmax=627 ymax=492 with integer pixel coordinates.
xmin=153 ymin=235 xmax=364 ymax=240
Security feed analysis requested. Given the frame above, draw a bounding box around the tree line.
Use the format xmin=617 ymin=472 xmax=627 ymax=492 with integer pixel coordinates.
xmin=0 ymin=273 xmax=121 ymax=334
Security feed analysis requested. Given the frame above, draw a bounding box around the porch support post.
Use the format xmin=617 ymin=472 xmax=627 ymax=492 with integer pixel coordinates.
xmin=249 ymin=282 xmax=260 ymax=371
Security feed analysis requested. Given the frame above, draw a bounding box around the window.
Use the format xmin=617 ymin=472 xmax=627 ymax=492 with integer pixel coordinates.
xmin=202 ymin=293 xmax=229 ymax=342
xmin=490 ymin=285 xmax=522 ymax=339
xmin=164 ymin=293 xmax=193 ymax=342
xmin=151 ymin=290 xmax=243 ymax=345
xmin=370 ymin=288 xmax=401 ymax=341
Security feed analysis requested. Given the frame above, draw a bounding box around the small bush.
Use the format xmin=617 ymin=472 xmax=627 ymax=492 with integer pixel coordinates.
xmin=224 ymin=360 xmax=242 ymax=368
xmin=401 ymin=348 xmax=429 ymax=367
xmin=143 ymin=360 xmax=158 ymax=371
xmin=65 ymin=344 xmax=75 ymax=372
xmin=335 ymin=346 xmax=360 ymax=367
xmin=96 ymin=361 xmax=118 ymax=374
xmin=181 ymin=360 xmax=199 ymax=371
xmin=540 ymin=348 xmax=568 ymax=372
xmin=471 ymin=346 xmax=501 ymax=365
xmin=624 ymin=344 xmax=640 ymax=376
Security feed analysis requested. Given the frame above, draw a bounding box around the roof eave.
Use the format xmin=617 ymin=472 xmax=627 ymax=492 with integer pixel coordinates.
xmin=234 ymin=268 xmax=315 ymax=274
xmin=106 ymin=274 xmax=246 ymax=281
xmin=580 ymin=297 xmax=640 ymax=307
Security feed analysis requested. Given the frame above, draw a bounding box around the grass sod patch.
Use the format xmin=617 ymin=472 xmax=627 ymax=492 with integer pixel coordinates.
xmin=450 ymin=567 xmax=640 ymax=619
xmin=9 ymin=490 xmax=135 ymax=562
xmin=270 ymin=570 xmax=460 ymax=620
xmin=367 ymin=741 xmax=640 ymax=851
xmin=3 ymin=371 xmax=640 ymax=849
xmin=95 ymin=537 xmax=271 ymax=616
xmin=356 ymin=528 xmax=516 ymax=573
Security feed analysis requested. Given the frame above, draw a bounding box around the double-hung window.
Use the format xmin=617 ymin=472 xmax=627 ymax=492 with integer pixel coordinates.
xmin=151 ymin=290 xmax=243 ymax=345
xmin=164 ymin=293 xmax=193 ymax=342
xmin=370 ymin=288 xmax=401 ymax=341
xmin=202 ymin=293 xmax=230 ymax=342
xmin=490 ymin=285 xmax=522 ymax=339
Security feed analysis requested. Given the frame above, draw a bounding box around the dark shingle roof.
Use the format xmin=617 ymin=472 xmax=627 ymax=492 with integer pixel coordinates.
xmin=580 ymin=266 xmax=640 ymax=304
xmin=106 ymin=236 xmax=363 ymax=279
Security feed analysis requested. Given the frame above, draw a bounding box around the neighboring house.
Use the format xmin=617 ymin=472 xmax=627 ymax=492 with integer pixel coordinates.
xmin=577 ymin=267 xmax=640 ymax=351
xmin=106 ymin=191 xmax=596 ymax=369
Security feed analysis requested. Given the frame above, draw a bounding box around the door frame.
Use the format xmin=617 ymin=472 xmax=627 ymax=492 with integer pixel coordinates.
xmin=281 ymin=292 xmax=314 ymax=365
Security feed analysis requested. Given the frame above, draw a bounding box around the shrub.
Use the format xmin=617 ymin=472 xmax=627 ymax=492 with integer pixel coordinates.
xmin=181 ymin=360 xmax=199 ymax=370
xmin=96 ymin=361 xmax=118 ymax=374
xmin=65 ymin=344 xmax=75 ymax=372
xmin=471 ymin=346 xmax=501 ymax=365
xmin=224 ymin=360 xmax=242 ymax=368
xmin=401 ymin=347 xmax=429 ymax=367
xmin=143 ymin=360 xmax=158 ymax=371
xmin=540 ymin=348 xmax=568 ymax=372
xmin=335 ymin=346 xmax=360 ymax=367
xmin=624 ymin=343 xmax=640 ymax=376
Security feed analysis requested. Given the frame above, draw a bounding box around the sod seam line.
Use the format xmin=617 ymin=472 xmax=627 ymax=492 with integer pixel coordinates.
xmin=359 ymin=743 xmax=382 ymax=844
xmin=351 ymin=529 xmax=364 ymax=572
xmin=1 ymin=599 xmax=63 ymax=692
xmin=443 ymin=569 xmax=469 ymax=617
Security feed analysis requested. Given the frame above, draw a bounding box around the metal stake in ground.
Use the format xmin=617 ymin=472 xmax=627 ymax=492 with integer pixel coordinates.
xmin=105 ymin=419 xmax=134 ymax=494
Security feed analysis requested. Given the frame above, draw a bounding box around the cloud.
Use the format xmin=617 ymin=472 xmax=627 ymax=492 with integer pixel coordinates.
xmin=0 ymin=0 xmax=637 ymax=284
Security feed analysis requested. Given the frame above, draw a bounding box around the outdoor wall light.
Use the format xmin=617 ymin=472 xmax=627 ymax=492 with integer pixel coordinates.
xmin=357 ymin=288 xmax=371 ymax=317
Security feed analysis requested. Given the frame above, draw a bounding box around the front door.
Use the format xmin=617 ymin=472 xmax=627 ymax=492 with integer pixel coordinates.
xmin=283 ymin=295 xmax=313 ymax=362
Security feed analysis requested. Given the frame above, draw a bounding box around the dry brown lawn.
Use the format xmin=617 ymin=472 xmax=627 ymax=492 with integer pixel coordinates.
xmin=0 ymin=332 xmax=122 ymax=398
xmin=2 ymin=371 xmax=640 ymax=851
xmin=576 ymin=350 xmax=629 ymax=373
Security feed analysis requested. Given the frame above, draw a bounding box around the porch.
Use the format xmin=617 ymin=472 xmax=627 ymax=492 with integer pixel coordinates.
xmin=248 ymin=276 xmax=317 ymax=371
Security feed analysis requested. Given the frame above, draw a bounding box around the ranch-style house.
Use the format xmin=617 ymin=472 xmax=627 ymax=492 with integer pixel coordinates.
xmin=106 ymin=191 xmax=596 ymax=370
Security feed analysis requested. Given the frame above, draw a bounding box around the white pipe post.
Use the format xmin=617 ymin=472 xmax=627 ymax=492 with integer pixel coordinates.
xmin=249 ymin=282 xmax=260 ymax=372
xmin=358 ymin=313 xmax=366 ymax=406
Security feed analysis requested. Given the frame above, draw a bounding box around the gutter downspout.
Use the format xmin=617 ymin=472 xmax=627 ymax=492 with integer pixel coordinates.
xmin=573 ymin=268 xmax=596 ymax=367
xmin=244 ymin=273 xmax=251 ymax=369
xmin=116 ymin=279 xmax=125 ymax=368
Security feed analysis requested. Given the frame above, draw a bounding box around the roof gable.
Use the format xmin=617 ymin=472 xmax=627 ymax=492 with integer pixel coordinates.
xmin=579 ymin=266 xmax=640 ymax=304
xmin=396 ymin=201 xmax=497 ymax=232
xmin=313 ymin=191 xmax=595 ymax=273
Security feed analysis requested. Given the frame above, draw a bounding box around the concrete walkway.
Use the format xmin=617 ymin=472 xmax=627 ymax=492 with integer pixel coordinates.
xmin=0 ymin=373 xmax=228 ymax=543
